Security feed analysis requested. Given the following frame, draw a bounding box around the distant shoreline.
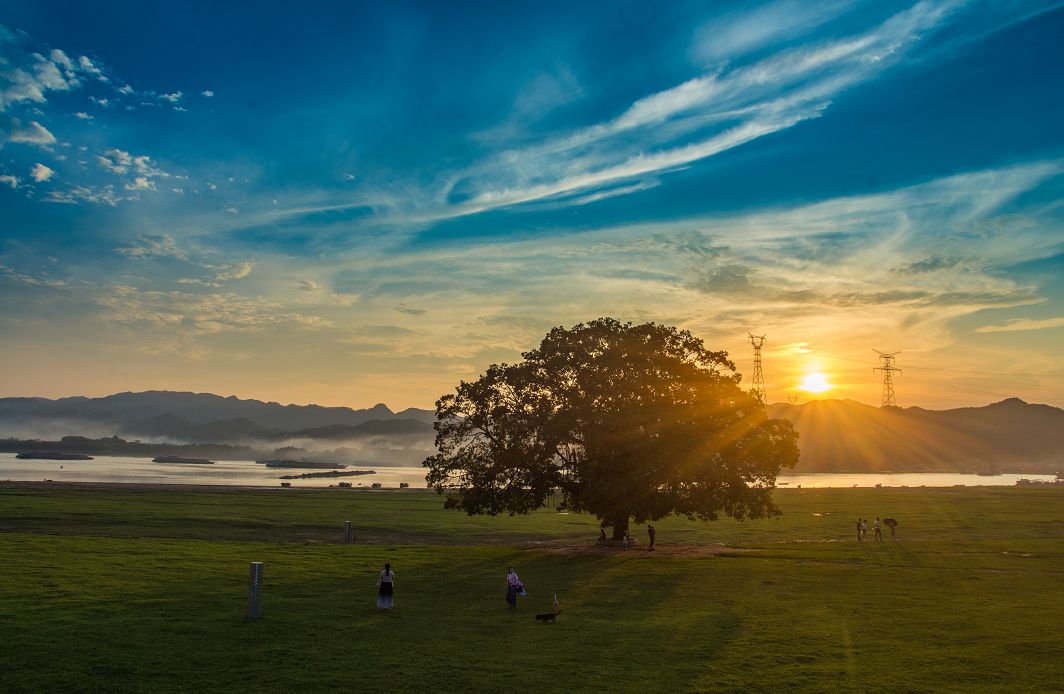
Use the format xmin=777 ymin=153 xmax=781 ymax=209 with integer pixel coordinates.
xmin=0 ymin=480 xmax=424 ymax=492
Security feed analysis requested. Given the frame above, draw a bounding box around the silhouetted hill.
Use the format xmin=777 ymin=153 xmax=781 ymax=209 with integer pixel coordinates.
xmin=0 ymin=390 xmax=435 ymax=439
xmin=394 ymin=408 xmax=437 ymax=425
xmin=767 ymin=398 xmax=1064 ymax=473
xmin=181 ymin=418 xmax=279 ymax=443
xmin=120 ymin=413 xmax=195 ymax=438
xmin=288 ymin=419 xmax=434 ymax=440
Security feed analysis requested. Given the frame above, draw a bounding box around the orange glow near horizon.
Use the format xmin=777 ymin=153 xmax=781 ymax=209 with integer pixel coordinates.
xmin=799 ymin=372 xmax=832 ymax=394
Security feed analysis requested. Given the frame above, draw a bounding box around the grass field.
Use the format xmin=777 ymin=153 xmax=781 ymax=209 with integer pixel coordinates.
xmin=1 ymin=484 xmax=1062 ymax=693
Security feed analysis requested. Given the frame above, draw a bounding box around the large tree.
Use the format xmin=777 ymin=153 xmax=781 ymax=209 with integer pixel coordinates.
xmin=423 ymin=318 xmax=799 ymax=539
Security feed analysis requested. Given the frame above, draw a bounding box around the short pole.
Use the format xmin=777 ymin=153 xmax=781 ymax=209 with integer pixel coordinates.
xmin=344 ymin=520 xmax=352 ymax=544
xmin=248 ymin=561 xmax=264 ymax=619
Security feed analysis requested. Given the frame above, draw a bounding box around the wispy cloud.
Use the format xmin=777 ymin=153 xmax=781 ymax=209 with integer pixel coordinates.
xmin=445 ymin=1 xmax=960 ymax=214
xmin=177 ymin=261 xmax=254 ymax=287
xmin=115 ymin=233 xmax=188 ymax=261
xmin=45 ymin=184 xmax=121 ymax=206
xmin=692 ymin=0 xmax=854 ymax=64
xmin=975 ymin=317 xmax=1064 ymax=333
xmin=272 ymin=1 xmax=965 ymax=226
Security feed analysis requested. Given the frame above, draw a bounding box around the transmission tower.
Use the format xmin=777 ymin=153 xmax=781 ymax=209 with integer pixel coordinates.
xmin=873 ymin=350 xmax=902 ymax=407
xmin=748 ymin=332 xmax=767 ymax=404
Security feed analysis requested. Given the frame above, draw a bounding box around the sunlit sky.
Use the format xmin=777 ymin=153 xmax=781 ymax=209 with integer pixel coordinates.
xmin=1 ymin=1 xmax=1063 ymax=410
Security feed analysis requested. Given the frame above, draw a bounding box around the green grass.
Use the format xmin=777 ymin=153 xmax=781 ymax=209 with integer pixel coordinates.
xmin=1 ymin=485 xmax=1062 ymax=693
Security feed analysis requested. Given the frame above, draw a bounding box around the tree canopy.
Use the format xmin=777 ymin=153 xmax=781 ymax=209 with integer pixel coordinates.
xmin=423 ymin=318 xmax=799 ymax=539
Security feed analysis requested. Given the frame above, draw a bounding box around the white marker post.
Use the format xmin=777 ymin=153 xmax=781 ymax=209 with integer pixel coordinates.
xmin=248 ymin=562 xmax=264 ymax=619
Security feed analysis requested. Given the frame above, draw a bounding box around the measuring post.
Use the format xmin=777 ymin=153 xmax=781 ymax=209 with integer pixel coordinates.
xmin=343 ymin=520 xmax=352 ymax=544
xmin=247 ymin=561 xmax=264 ymax=619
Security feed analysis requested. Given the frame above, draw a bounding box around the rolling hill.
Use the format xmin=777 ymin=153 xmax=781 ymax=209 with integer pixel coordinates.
xmin=768 ymin=397 xmax=1064 ymax=473
xmin=0 ymin=390 xmax=435 ymax=443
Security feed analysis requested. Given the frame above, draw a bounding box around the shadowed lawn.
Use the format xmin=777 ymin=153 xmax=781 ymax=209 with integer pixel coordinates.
xmin=1 ymin=485 xmax=1062 ymax=692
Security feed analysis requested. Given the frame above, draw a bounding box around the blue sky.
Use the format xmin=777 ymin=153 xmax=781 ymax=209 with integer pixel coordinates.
xmin=1 ymin=0 xmax=1063 ymax=409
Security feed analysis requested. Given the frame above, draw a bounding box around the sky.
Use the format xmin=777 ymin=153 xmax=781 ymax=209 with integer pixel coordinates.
xmin=1 ymin=0 xmax=1063 ymax=411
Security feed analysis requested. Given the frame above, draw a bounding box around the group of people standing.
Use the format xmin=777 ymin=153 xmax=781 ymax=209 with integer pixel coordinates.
xmin=856 ymin=516 xmax=896 ymax=541
xmin=597 ymin=524 xmax=657 ymax=550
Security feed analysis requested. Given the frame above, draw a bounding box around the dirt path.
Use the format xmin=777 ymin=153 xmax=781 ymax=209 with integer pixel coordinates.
xmin=529 ymin=542 xmax=758 ymax=557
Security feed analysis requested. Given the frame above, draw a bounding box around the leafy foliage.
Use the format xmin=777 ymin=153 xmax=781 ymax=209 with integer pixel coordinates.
xmin=424 ymin=318 xmax=799 ymax=536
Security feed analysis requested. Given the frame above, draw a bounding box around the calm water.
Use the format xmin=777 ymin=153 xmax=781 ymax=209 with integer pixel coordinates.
xmin=0 ymin=454 xmax=430 ymax=488
xmin=0 ymin=453 xmax=1057 ymax=488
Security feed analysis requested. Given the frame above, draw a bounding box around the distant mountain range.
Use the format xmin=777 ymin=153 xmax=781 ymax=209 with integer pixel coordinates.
xmin=1 ymin=391 xmax=1061 ymax=472
xmin=769 ymin=397 xmax=1064 ymax=473
xmin=0 ymin=390 xmax=435 ymax=444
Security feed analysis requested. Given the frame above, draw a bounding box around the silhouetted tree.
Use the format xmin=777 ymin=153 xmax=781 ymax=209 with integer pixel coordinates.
xmin=423 ymin=318 xmax=799 ymax=540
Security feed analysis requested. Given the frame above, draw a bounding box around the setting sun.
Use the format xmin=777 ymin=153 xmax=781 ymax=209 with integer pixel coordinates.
xmin=799 ymin=372 xmax=832 ymax=394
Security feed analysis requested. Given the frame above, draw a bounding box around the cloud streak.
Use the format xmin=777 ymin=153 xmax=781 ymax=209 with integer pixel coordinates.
xmin=975 ymin=317 xmax=1064 ymax=333
xmin=270 ymin=1 xmax=965 ymax=228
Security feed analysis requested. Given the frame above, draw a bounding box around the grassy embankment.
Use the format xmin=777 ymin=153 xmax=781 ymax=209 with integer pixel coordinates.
xmin=1 ymin=484 xmax=1062 ymax=693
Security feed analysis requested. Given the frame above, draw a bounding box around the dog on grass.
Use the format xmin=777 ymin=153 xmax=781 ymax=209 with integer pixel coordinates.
xmin=535 ymin=594 xmax=560 ymax=624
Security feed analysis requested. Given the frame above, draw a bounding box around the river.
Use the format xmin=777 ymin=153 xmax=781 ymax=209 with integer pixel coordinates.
xmin=0 ymin=453 xmax=1058 ymax=489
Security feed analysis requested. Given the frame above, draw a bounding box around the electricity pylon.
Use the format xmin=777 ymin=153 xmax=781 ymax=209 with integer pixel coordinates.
xmin=749 ymin=332 xmax=767 ymax=404
xmin=873 ymin=350 xmax=902 ymax=407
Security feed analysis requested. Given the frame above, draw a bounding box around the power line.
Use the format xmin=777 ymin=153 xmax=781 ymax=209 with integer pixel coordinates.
xmin=799 ymin=348 xmax=1061 ymax=383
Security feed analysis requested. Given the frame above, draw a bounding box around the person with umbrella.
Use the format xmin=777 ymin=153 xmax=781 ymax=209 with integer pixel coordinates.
xmin=883 ymin=517 xmax=898 ymax=539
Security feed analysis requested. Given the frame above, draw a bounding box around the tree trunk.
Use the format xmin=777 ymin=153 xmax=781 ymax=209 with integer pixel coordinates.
xmin=610 ymin=514 xmax=629 ymax=541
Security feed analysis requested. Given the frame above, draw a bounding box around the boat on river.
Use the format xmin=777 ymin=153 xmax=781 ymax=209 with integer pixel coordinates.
xmin=258 ymin=459 xmax=346 ymax=469
xmin=16 ymin=451 xmax=94 ymax=460
xmin=153 ymin=456 xmax=216 ymax=465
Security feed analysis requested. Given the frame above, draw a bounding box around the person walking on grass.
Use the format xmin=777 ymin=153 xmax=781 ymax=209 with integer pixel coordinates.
xmin=856 ymin=518 xmax=863 ymax=542
xmin=861 ymin=518 xmax=868 ymax=540
xmin=506 ymin=567 xmax=524 ymax=609
xmin=376 ymin=562 xmax=395 ymax=610
xmin=647 ymin=524 xmax=656 ymax=551
xmin=873 ymin=517 xmax=882 ymax=542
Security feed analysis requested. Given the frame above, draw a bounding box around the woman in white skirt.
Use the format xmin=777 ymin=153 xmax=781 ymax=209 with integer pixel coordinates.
xmin=376 ymin=562 xmax=395 ymax=610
